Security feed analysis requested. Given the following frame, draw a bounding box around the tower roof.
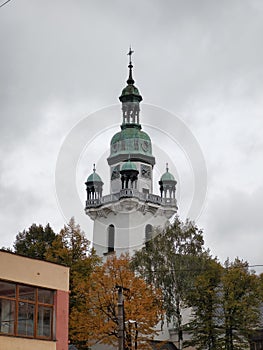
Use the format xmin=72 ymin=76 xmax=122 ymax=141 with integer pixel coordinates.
xmin=111 ymin=127 xmax=151 ymax=145
xmin=160 ymin=164 xmax=176 ymax=182
xmin=108 ymin=126 xmax=154 ymax=165
xmin=86 ymin=165 xmax=103 ymax=184
xmin=121 ymin=159 xmax=138 ymax=172
xmin=120 ymin=84 xmax=142 ymax=102
xmin=108 ymin=48 xmax=155 ymax=166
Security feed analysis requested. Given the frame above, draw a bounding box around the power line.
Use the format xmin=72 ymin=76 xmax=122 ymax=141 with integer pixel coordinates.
xmin=134 ymin=265 xmax=263 ymax=273
xmin=0 ymin=0 xmax=13 ymax=8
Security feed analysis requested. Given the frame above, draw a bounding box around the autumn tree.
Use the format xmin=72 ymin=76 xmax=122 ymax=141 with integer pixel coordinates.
xmin=13 ymin=223 xmax=56 ymax=259
xmin=131 ymin=217 xmax=206 ymax=350
xmin=70 ymin=254 xmax=163 ymax=350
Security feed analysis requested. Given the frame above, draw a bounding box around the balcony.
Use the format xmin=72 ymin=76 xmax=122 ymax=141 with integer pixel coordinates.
xmin=85 ymin=189 xmax=177 ymax=209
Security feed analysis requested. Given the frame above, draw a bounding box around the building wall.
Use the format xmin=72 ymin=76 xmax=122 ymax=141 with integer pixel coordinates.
xmin=92 ymin=202 xmax=169 ymax=257
xmin=0 ymin=251 xmax=69 ymax=292
xmin=0 ymin=336 xmax=57 ymax=350
xmin=0 ymin=251 xmax=69 ymax=350
xmin=56 ymin=290 xmax=70 ymax=350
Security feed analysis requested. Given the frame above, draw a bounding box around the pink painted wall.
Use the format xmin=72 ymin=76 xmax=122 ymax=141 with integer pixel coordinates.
xmin=55 ymin=290 xmax=69 ymax=350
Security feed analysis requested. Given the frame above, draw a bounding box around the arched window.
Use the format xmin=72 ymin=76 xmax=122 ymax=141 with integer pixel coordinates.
xmin=108 ymin=224 xmax=115 ymax=253
xmin=145 ymin=224 xmax=153 ymax=248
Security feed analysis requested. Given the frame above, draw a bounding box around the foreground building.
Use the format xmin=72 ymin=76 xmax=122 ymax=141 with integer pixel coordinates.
xmin=0 ymin=250 xmax=69 ymax=350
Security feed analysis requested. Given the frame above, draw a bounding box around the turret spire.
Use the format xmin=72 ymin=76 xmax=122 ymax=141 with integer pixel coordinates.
xmin=127 ymin=46 xmax=135 ymax=85
xmin=119 ymin=48 xmax=142 ymax=126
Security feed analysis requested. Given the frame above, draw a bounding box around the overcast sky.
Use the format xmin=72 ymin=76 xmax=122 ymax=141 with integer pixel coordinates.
xmin=1 ymin=0 xmax=263 ymax=271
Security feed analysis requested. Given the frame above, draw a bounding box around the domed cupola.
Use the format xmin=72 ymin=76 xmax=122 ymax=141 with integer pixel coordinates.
xmin=120 ymin=159 xmax=139 ymax=189
xmin=108 ymin=48 xmax=155 ymax=167
xmin=85 ymin=164 xmax=104 ymax=201
xmin=159 ymin=164 xmax=177 ymax=199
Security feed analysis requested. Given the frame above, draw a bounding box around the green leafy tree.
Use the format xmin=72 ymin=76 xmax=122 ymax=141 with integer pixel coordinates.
xmin=221 ymin=258 xmax=261 ymax=350
xmin=188 ymin=257 xmax=223 ymax=350
xmin=13 ymin=223 xmax=56 ymax=259
xmin=45 ymin=217 xmax=100 ymax=309
xmin=188 ymin=258 xmax=262 ymax=350
xmin=131 ymin=217 xmax=206 ymax=350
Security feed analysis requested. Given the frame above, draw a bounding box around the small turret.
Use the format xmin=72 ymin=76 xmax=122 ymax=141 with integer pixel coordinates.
xmin=120 ymin=159 xmax=139 ymax=189
xmin=159 ymin=163 xmax=177 ymax=199
xmin=85 ymin=164 xmax=104 ymax=201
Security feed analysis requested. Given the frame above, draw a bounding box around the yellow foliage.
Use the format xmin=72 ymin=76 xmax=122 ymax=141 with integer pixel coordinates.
xmin=70 ymin=254 xmax=163 ymax=349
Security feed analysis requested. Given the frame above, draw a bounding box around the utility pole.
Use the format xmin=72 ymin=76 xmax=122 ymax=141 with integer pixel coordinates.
xmin=116 ymin=285 xmax=125 ymax=350
xmin=116 ymin=285 xmax=130 ymax=350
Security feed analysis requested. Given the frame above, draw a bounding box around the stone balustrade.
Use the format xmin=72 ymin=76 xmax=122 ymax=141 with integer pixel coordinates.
xmin=85 ymin=189 xmax=177 ymax=209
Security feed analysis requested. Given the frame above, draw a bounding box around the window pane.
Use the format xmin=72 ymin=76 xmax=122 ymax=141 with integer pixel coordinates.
xmin=0 ymin=281 xmax=16 ymax=298
xmin=38 ymin=289 xmax=53 ymax=304
xmin=37 ymin=306 xmax=52 ymax=338
xmin=0 ymin=299 xmax=15 ymax=334
xmin=18 ymin=285 xmax=35 ymax=301
xmin=18 ymin=302 xmax=35 ymax=336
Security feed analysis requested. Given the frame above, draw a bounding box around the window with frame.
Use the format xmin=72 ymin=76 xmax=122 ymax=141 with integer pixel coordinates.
xmin=108 ymin=224 xmax=115 ymax=253
xmin=145 ymin=224 xmax=153 ymax=245
xmin=0 ymin=280 xmax=54 ymax=340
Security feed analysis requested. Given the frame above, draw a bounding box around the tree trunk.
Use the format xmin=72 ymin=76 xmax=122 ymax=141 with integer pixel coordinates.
xmin=176 ymin=297 xmax=183 ymax=350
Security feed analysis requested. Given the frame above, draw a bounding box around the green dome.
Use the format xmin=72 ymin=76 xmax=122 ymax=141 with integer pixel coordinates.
xmin=111 ymin=127 xmax=151 ymax=145
xmin=121 ymin=160 xmax=137 ymax=172
xmin=161 ymin=170 xmax=175 ymax=182
xmin=120 ymin=85 xmax=142 ymax=101
xmin=110 ymin=126 xmax=153 ymax=159
xmin=86 ymin=171 xmax=103 ymax=183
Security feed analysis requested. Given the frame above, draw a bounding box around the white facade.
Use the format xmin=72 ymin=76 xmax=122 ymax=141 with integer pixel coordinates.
xmin=88 ymin=194 xmax=175 ymax=257
xmin=85 ymin=57 xmax=177 ymax=258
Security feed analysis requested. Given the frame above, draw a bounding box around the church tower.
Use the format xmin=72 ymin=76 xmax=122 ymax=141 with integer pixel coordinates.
xmin=85 ymin=50 xmax=177 ymax=257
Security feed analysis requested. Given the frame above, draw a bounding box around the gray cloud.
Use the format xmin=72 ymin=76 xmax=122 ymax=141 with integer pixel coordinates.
xmin=203 ymin=187 xmax=263 ymax=269
xmin=0 ymin=0 xmax=263 ymax=267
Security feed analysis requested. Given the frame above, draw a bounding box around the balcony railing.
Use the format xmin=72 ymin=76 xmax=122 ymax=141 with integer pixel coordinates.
xmin=85 ymin=189 xmax=177 ymax=209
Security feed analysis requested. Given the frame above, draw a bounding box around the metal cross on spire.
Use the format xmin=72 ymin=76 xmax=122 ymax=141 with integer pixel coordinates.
xmin=127 ymin=46 xmax=134 ymax=65
xmin=126 ymin=46 xmax=135 ymax=85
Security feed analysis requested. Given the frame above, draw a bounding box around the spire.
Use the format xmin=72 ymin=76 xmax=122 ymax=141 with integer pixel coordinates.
xmin=166 ymin=163 xmax=169 ymax=172
xmin=127 ymin=46 xmax=135 ymax=85
xmin=119 ymin=48 xmax=142 ymax=127
xmin=119 ymin=47 xmax=142 ymax=104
